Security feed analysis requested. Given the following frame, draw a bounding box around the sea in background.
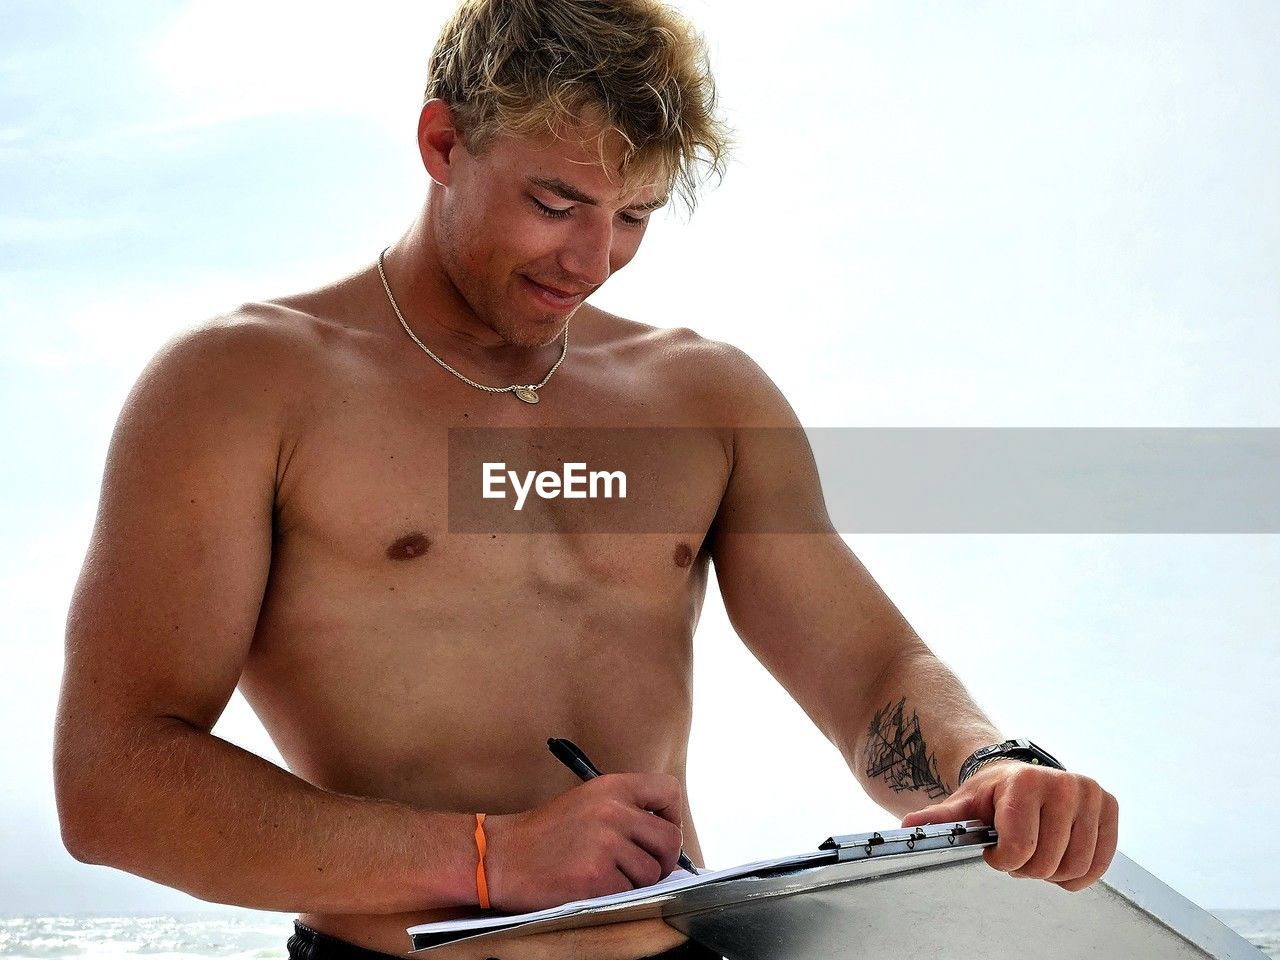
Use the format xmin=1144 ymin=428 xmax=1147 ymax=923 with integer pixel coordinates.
xmin=1 ymin=910 xmax=1277 ymax=958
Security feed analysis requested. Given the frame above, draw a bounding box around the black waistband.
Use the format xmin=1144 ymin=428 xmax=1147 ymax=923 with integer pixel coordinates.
xmin=287 ymin=919 xmax=721 ymax=960
xmin=288 ymin=921 xmax=405 ymax=960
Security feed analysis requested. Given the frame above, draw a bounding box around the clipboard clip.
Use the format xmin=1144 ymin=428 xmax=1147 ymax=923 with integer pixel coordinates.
xmin=818 ymin=820 xmax=998 ymax=861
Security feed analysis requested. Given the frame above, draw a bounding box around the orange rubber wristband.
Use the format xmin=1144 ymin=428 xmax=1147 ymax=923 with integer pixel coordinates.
xmin=474 ymin=813 xmax=491 ymax=909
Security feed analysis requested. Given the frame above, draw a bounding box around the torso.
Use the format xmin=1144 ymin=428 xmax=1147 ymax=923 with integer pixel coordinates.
xmin=234 ymin=269 xmax=737 ymax=956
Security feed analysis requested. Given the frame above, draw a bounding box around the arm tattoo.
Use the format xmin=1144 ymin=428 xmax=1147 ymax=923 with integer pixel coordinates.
xmin=865 ymin=697 xmax=949 ymax=799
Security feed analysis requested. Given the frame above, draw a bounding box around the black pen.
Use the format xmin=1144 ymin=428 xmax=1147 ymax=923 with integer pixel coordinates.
xmin=547 ymin=737 xmax=699 ymax=876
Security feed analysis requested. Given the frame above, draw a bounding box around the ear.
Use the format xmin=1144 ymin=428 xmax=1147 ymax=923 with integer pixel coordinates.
xmin=418 ymin=98 xmax=462 ymax=187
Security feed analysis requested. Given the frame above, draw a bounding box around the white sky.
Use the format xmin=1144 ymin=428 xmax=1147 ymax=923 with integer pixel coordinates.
xmin=1 ymin=0 xmax=1277 ymax=920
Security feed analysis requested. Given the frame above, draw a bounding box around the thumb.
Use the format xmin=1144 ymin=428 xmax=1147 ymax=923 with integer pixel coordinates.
xmin=899 ymin=798 xmax=972 ymax=829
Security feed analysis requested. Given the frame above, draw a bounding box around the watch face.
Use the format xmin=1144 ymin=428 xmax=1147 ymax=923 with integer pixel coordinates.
xmin=1006 ymin=743 xmax=1064 ymax=770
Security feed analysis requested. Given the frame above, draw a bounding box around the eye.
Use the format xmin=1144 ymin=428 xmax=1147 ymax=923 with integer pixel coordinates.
xmin=531 ymin=197 xmax=648 ymax=227
xmin=531 ymin=198 xmax=572 ymax=219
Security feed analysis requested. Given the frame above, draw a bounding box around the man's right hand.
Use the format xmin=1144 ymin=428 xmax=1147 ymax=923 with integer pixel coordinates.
xmin=481 ymin=773 xmax=687 ymax=914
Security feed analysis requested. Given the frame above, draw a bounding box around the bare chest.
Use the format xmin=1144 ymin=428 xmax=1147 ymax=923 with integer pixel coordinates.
xmin=238 ymin=337 xmax=731 ymax=801
xmin=268 ymin=355 xmax=731 ymax=591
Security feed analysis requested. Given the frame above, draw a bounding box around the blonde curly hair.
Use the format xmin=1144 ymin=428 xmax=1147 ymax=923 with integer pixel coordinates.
xmin=425 ymin=0 xmax=734 ymax=216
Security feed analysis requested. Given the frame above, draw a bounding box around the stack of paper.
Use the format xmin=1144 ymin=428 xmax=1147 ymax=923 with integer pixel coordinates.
xmin=405 ymin=849 xmax=836 ymax=950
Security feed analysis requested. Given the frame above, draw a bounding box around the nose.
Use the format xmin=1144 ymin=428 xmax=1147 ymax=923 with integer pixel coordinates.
xmin=556 ymin=216 xmax=615 ymax=289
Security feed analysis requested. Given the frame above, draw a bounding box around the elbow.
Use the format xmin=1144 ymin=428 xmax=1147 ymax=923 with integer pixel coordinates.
xmin=54 ymin=741 xmax=85 ymax=859
xmin=53 ymin=737 xmax=119 ymax=866
xmin=55 ymin=766 xmax=107 ymax=864
xmin=56 ymin=795 xmax=105 ymax=865
xmin=60 ymin=821 xmax=101 ymax=865
xmin=54 ymin=716 xmax=189 ymax=869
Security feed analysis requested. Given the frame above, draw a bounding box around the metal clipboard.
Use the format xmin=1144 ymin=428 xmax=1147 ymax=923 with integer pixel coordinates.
xmin=407 ymin=821 xmax=1266 ymax=958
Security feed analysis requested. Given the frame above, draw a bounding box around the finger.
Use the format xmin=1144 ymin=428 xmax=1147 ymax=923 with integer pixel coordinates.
xmin=625 ymin=806 xmax=685 ymax=876
xmin=1045 ymin=813 xmax=1098 ymax=884
xmin=614 ymin=843 xmax=665 ymax=890
xmin=1056 ymin=792 xmax=1119 ymax=892
xmin=900 ymin=802 xmax=964 ymax=828
xmin=984 ymin=778 xmax=1041 ymax=874
xmin=1010 ymin=802 xmax=1073 ymax=880
xmin=603 ymin=865 xmax=638 ymax=897
xmin=1048 ymin=791 xmax=1102 ymax=884
xmin=900 ymin=789 xmax=984 ymax=829
xmin=621 ymin=773 xmax=684 ymax=828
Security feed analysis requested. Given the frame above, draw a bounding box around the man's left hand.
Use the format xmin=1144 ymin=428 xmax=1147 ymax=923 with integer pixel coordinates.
xmin=898 ymin=761 xmax=1119 ymax=892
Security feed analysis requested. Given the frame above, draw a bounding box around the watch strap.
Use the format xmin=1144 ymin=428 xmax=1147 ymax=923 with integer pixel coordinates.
xmin=957 ymin=738 xmax=1065 ymax=786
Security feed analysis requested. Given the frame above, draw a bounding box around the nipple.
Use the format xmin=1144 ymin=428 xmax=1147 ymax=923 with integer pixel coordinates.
xmin=386 ymin=532 xmax=432 ymax=561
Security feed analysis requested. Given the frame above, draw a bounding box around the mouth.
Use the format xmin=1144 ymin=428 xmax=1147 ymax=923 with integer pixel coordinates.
xmin=522 ymin=275 xmax=588 ymax=310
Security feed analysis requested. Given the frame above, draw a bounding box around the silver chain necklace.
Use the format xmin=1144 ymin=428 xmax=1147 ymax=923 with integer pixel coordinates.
xmin=376 ymin=246 xmax=569 ymax=404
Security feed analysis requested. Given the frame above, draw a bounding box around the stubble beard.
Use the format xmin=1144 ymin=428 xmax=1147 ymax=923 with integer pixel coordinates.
xmin=438 ymin=233 xmax=570 ymax=350
xmin=475 ymin=283 xmax=572 ymax=349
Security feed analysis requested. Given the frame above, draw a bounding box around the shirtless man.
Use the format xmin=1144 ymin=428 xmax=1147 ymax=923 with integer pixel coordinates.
xmin=53 ymin=2 xmax=1118 ymax=958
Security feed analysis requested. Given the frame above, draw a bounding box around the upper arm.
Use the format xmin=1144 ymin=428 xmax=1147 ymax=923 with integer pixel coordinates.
xmin=56 ymin=315 xmax=294 ymax=772
xmin=706 ymin=345 xmax=926 ymax=746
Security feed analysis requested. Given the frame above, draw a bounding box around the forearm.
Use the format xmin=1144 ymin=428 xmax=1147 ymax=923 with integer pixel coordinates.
xmin=57 ymin=717 xmax=478 ymax=914
xmin=842 ymin=646 xmax=1004 ymax=817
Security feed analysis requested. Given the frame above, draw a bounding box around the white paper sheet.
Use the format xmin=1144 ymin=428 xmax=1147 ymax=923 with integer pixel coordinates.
xmin=406 ymin=849 xmax=833 ymax=939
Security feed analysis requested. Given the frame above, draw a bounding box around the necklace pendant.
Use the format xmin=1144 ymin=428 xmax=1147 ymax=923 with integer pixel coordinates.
xmin=514 ymin=385 xmax=540 ymax=404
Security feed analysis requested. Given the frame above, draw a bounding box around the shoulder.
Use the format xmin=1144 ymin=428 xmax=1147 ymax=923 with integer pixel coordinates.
xmin=149 ymin=301 xmax=322 ymax=370
xmin=583 ymin=305 xmax=761 ymax=381
xmin=586 ymin=307 xmax=795 ymax=427
xmin=125 ymin=302 xmax=331 ymax=442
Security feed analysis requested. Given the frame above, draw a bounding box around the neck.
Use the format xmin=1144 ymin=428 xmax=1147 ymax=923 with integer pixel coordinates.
xmin=378 ymin=217 xmax=569 ymax=386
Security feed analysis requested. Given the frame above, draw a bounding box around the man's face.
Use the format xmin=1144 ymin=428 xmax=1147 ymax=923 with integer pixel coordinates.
xmin=432 ymin=116 xmax=666 ymax=348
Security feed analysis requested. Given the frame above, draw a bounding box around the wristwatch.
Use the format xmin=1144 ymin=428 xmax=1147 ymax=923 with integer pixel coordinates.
xmin=958 ymin=739 xmax=1066 ymax=785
